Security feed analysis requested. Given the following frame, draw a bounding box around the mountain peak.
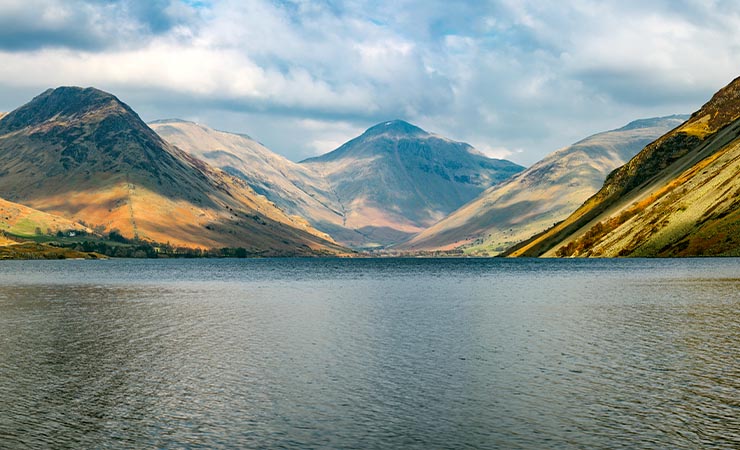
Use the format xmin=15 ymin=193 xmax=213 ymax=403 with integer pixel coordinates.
xmin=619 ymin=114 xmax=689 ymax=131
xmin=149 ymin=118 xmax=193 ymax=125
xmin=363 ymin=120 xmax=427 ymax=137
xmin=0 ymin=86 xmax=131 ymax=133
xmin=30 ymin=86 xmax=121 ymax=110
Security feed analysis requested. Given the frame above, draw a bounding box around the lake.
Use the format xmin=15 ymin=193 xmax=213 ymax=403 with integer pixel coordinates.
xmin=0 ymin=258 xmax=738 ymax=449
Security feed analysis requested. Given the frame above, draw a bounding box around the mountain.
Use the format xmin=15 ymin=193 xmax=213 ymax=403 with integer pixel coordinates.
xmin=0 ymin=87 xmax=347 ymax=255
xmin=400 ymin=116 xmax=686 ymax=254
xmin=300 ymin=120 xmax=524 ymax=248
xmin=149 ymin=119 xmax=367 ymax=245
xmin=507 ymin=76 xmax=740 ymax=257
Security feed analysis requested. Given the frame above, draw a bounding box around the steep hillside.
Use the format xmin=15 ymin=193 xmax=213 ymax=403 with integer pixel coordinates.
xmin=401 ymin=116 xmax=685 ymax=254
xmin=0 ymin=87 xmax=347 ymax=255
xmin=508 ymin=76 xmax=740 ymax=257
xmin=301 ymin=120 xmax=524 ymax=247
xmin=150 ymin=120 xmax=369 ymax=245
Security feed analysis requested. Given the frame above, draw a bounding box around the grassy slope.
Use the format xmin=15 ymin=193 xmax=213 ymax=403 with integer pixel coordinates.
xmin=0 ymin=197 xmax=88 ymax=237
xmin=563 ymin=124 xmax=740 ymax=257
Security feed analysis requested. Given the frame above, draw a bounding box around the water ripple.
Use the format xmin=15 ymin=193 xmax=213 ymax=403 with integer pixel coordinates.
xmin=0 ymin=258 xmax=738 ymax=448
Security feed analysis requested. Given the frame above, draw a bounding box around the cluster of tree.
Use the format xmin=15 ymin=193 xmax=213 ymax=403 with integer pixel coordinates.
xmin=374 ymin=249 xmax=466 ymax=257
xmin=49 ymin=231 xmax=257 ymax=258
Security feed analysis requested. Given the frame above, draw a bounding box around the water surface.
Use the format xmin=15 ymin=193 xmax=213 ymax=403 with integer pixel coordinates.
xmin=0 ymin=258 xmax=738 ymax=448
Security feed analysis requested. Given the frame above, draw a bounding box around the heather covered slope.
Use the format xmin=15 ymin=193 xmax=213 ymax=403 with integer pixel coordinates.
xmin=400 ymin=116 xmax=686 ymax=254
xmin=0 ymin=87 xmax=347 ymax=255
xmin=508 ymin=76 xmax=740 ymax=257
xmin=301 ymin=120 xmax=524 ymax=247
xmin=149 ymin=120 xmax=368 ymax=245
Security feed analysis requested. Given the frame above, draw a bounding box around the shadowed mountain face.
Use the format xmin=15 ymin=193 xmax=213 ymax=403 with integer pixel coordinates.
xmin=149 ymin=120 xmax=367 ymax=245
xmin=508 ymin=76 xmax=740 ymax=257
xmin=400 ymin=116 xmax=686 ymax=254
xmin=0 ymin=87 xmax=347 ymax=255
xmin=300 ymin=120 xmax=524 ymax=248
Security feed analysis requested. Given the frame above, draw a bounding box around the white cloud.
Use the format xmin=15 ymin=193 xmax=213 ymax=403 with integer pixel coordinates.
xmin=473 ymin=143 xmax=516 ymax=160
xmin=1 ymin=0 xmax=740 ymax=165
xmin=296 ymin=118 xmax=365 ymax=156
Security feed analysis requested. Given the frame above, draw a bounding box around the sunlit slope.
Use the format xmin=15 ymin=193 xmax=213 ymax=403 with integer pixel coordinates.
xmin=301 ymin=120 xmax=524 ymax=248
xmin=507 ymin=76 xmax=740 ymax=257
xmin=0 ymin=196 xmax=88 ymax=239
xmin=0 ymin=87 xmax=347 ymax=254
xmin=400 ymin=116 xmax=685 ymax=254
xmin=149 ymin=120 xmax=366 ymax=244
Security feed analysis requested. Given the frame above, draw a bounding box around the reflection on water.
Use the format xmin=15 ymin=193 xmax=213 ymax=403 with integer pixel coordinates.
xmin=0 ymin=258 xmax=738 ymax=448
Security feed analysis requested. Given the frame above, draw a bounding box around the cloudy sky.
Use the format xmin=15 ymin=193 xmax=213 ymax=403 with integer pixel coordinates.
xmin=0 ymin=0 xmax=739 ymax=165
